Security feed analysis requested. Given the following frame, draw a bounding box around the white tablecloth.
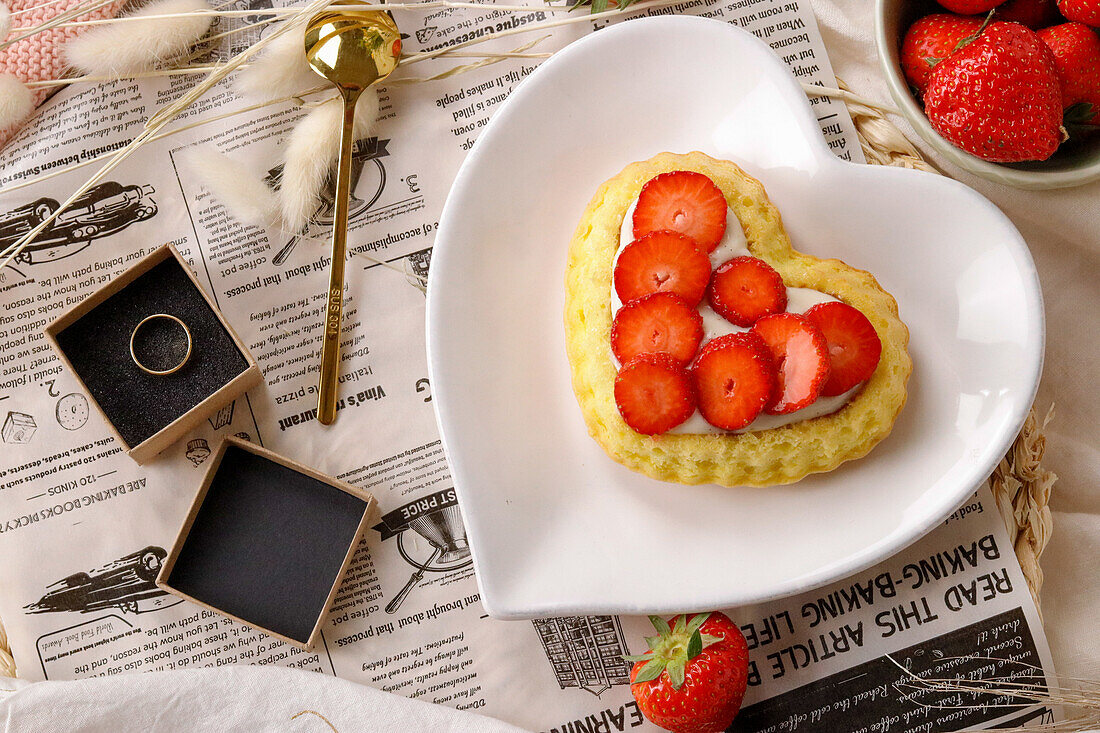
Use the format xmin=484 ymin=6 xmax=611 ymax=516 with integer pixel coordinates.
xmin=0 ymin=667 xmax=530 ymax=732
xmin=811 ymin=0 xmax=1100 ymax=684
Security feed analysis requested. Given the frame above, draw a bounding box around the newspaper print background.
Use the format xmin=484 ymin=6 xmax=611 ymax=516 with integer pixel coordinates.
xmin=0 ymin=1 xmax=1057 ymax=730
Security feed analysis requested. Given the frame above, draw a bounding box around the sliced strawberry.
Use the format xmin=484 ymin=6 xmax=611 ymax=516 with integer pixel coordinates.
xmin=750 ymin=313 xmax=830 ymax=414
xmin=708 ymin=256 xmax=788 ymax=327
xmin=632 ymin=171 xmax=728 ymax=253
xmin=691 ymin=332 xmax=776 ymax=431
xmin=615 ymin=353 xmax=695 ymax=435
xmin=804 ymin=301 xmax=882 ymax=396
xmin=614 ymin=231 xmax=711 ymax=307
xmin=611 ymin=292 xmax=704 ymax=366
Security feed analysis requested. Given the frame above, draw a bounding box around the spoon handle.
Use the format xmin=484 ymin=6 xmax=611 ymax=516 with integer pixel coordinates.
xmin=317 ymin=89 xmax=360 ymax=425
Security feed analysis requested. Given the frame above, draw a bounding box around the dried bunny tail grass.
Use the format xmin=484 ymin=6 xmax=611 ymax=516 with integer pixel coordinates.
xmin=889 ymin=655 xmax=1100 ymax=731
xmin=278 ymin=86 xmax=379 ymax=233
xmin=0 ymin=3 xmax=11 ymax=41
xmin=0 ymin=0 xmax=333 ymax=271
xmin=234 ymin=21 xmax=320 ymax=102
xmin=0 ymin=72 xmax=33 ymax=130
xmin=65 ymin=0 xmax=214 ymax=76
xmin=179 ymin=145 xmax=277 ymax=226
xmin=389 ymin=35 xmax=549 ymax=85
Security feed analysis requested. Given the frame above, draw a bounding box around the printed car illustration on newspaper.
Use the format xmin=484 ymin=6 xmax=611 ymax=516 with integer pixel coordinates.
xmin=0 ymin=182 xmax=158 ymax=266
xmin=25 ymin=546 xmax=182 ymax=615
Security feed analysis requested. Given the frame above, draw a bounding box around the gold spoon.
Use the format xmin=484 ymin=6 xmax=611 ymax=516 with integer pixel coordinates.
xmin=304 ymin=4 xmax=400 ymax=425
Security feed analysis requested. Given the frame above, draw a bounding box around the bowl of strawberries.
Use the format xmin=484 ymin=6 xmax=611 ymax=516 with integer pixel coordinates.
xmin=876 ymin=0 xmax=1100 ymax=188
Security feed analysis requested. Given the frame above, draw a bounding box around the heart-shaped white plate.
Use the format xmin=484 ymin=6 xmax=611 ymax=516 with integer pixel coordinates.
xmin=427 ymin=16 xmax=1044 ymax=619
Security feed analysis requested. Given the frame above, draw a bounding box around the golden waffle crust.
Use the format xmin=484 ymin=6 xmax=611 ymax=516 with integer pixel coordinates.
xmin=564 ymin=152 xmax=912 ymax=487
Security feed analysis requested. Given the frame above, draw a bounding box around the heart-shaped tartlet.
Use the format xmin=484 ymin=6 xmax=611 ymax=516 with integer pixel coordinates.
xmin=565 ymin=152 xmax=912 ymax=486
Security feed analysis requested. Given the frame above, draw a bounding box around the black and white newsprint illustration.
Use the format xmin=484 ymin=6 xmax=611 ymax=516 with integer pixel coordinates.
xmin=372 ymin=488 xmax=474 ymax=615
xmin=2 ymin=410 xmax=37 ymax=444
xmin=202 ymin=0 xmax=274 ymax=60
xmin=0 ymin=182 xmax=157 ymax=267
xmin=533 ymin=616 xmax=632 ymax=696
xmin=54 ymin=393 xmax=89 ymax=431
xmin=0 ymin=0 xmax=1059 ymax=730
xmin=268 ymin=137 xmax=392 ymax=266
xmin=25 ymin=547 xmax=182 ymax=616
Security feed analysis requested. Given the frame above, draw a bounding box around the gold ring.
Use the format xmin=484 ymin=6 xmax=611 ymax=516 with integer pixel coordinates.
xmin=130 ymin=314 xmax=192 ymax=376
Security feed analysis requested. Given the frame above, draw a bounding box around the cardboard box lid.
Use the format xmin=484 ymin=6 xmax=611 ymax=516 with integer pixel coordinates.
xmin=157 ymin=437 xmax=377 ymax=649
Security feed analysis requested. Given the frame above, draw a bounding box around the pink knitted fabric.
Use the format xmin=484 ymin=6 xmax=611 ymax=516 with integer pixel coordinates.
xmin=1 ymin=0 xmax=127 ymax=143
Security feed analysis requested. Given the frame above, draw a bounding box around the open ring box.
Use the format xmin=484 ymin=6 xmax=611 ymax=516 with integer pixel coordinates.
xmin=155 ymin=436 xmax=378 ymax=650
xmin=44 ymin=244 xmax=262 ymax=463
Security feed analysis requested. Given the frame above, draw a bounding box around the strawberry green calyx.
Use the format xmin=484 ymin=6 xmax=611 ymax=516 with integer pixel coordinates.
xmin=939 ymin=27 xmax=986 ymax=65
xmin=1066 ymin=102 xmax=1098 ymax=127
xmin=623 ymin=613 xmax=725 ymax=690
xmin=955 ymin=10 xmax=998 ymax=54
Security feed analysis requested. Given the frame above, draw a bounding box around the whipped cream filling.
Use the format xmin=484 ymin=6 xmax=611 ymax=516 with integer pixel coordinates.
xmin=612 ymin=200 xmax=860 ymax=435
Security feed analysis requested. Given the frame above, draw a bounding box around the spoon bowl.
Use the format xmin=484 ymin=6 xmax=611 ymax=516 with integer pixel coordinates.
xmin=304 ymin=7 xmax=401 ymax=93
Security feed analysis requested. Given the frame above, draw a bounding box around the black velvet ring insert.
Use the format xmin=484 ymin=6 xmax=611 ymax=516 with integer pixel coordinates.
xmin=164 ymin=446 xmax=369 ymax=645
xmin=55 ymin=258 xmax=249 ymax=447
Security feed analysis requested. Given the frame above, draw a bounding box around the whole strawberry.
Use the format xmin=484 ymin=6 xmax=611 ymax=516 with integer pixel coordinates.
xmin=1039 ymin=22 xmax=1100 ymax=123
xmin=924 ymin=22 xmax=1066 ymax=161
xmin=1058 ymin=0 xmax=1100 ymax=27
xmin=627 ymin=612 xmax=749 ymax=733
xmin=902 ymin=14 xmax=986 ymax=93
xmin=936 ymin=0 xmax=1003 ymax=12
xmin=997 ymin=0 xmax=1063 ymax=28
